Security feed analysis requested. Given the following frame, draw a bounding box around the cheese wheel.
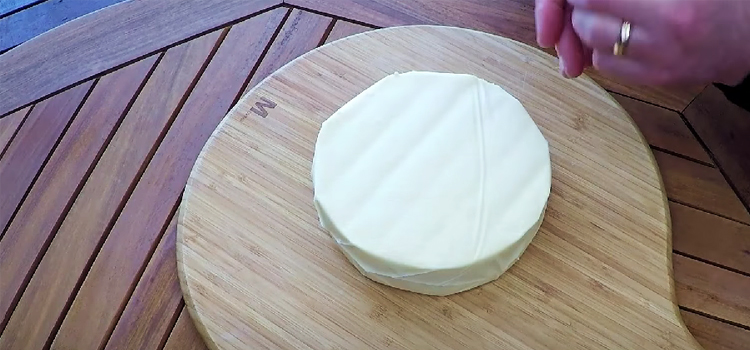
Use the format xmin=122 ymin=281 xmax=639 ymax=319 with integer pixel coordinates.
xmin=312 ymin=71 xmax=551 ymax=296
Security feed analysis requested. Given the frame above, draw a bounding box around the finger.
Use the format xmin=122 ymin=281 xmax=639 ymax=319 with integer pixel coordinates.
xmin=583 ymin=45 xmax=593 ymax=68
xmin=556 ymin=5 xmax=586 ymax=78
xmin=592 ymin=50 xmax=669 ymax=85
xmin=566 ymin=0 xmax=661 ymax=24
xmin=535 ymin=0 xmax=566 ymax=48
xmin=571 ymin=8 xmax=654 ymax=62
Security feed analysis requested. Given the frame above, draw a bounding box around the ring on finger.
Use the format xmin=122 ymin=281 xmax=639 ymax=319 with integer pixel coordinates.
xmin=613 ymin=20 xmax=632 ymax=56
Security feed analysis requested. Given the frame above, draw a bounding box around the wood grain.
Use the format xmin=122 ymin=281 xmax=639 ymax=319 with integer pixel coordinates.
xmin=0 ymin=0 xmax=126 ymax=53
xmin=614 ymin=95 xmax=712 ymax=164
xmin=288 ymin=0 xmax=537 ymax=45
xmin=683 ymin=85 xmax=750 ymax=215
xmin=587 ymin=70 xmax=706 ymax=112
xmin=674 ymin=255 xmax=750 ymax=328
xmin=0 ymin=81 xmax=92 ymax=235
xmin=104 ymin=215 xmax=183 ymax=350
xmin=682 ymin=311 xmax=750 ymax=350
xmin=178 ymin=25 xmax=701 ymax=350
xmin=654 ymin=150 xmax=750 ymax=223
xmin=0 ymin=0 xmax=281 ymax=118
xmin=0 ymin=33 xmax=221 ymax=349
xmin=242 ymin=9 xmax=333 ymax=96
xmin=0 ymin=106 xmax=29 ymax=157
xmin=325 ymin=20 xmax=372 ymax=43
xmin=51 ymin=10 xmax=287 ymax=349
xmin=0 ymin=55 xmax=156 ymax=336
xmin=671 ymin=202 xmax=750 ymax=274
xmin=163 ymin=308 xmax=208 ymax=350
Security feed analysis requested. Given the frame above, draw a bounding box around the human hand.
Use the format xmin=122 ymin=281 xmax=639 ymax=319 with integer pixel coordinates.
xmin=569 ymin=0 xmax=750 ymax=86
xmin=535 ymin=0 xmax=592 ymax=78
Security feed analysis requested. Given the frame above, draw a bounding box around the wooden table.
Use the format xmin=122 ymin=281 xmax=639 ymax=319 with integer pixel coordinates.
xmin=0 ymin=1 xmax=748 ymax=349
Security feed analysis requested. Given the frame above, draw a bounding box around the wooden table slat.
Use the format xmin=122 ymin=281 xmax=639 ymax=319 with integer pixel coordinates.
xmin=614 ymin=95 xmax=713 ymax=165
xmin=586 ymin=70 xmax=706 ymax=112
xmin=104 ymin=214 xmax=183 ymax=350
xmin=241 ymin=9 xmax=333 ymax=96
xmin=671 ymin=202 xmax=750 ymax=275
xmin=163 ymin=308 xmax=209 ymax=350
xmin=0 ymin=0 xmax=281 ymax=118
xmin=0 ymin=55 xmax=156 ymax=342
xmin=675 ymin=255 xmax=750 ymax=328
xmin=288 ymin=0 xmax=537 ymax=46
xmin=0 ymin=0 xmax=41 ymax=18
xmin=683 ymin=85 xmax=750 ymax=216
xmin=50 ymin=10 xmax=287 ymax=349
xmin=325 ymin=20 xmax=373 ymax=44
xmin=0 ymin=81 xmax=93 ymax=237
xmin=681 ymin=310 xmax=750 ymax=350
xmin=655 ymin=150 xmax=750 ymax=224
xmin=0 ymin=0 xmax=127 ymax=53
xmin=0 ymin=106 xmax=30 ymax=157
xmin=0 ymin=32 xmax=222 ymax=348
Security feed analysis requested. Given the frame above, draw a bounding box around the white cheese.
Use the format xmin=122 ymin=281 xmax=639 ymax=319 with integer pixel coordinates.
xmin=312 ymin=71 xmax=551 ymax=296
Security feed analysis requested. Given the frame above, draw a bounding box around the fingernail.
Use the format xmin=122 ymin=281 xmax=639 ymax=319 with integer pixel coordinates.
xmin=559 ymin=57 xmax=570 ymax=78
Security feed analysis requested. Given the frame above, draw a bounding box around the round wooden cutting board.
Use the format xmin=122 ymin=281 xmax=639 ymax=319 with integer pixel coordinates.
xmin=176 ymin=25 xmax=703 ymax=350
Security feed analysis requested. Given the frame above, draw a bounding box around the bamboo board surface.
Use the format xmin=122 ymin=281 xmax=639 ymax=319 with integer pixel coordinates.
xmin=177 ymin=25 xmax=703 ymax=349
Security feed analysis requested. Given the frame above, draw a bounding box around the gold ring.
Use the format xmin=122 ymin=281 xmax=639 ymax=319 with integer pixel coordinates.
xmin=613 ymin=20 xmax=631 ymax=56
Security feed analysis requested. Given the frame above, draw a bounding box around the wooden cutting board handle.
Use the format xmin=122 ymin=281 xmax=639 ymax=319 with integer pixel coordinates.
xmin=177 ymin=25 xmax=703 ymax=350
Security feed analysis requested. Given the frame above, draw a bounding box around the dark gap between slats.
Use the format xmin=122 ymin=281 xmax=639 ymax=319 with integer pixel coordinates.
xmin=680 ymin=306 xmax=750 ymax=332
xmin=0 ymin=104 xmax=34 ymax=162
xmin=0 ymin=51 xmax=163 ymax=341
xmin=678 ymin=108 xmax=750 ymax=216
xmin=608 ymin=90 xmax=682 ymax=113
xmin=0 ymin=45 xmax=14 ymax=56
xmin=0 ymin=79 xmax=98 ymax=332
xmin=285 ymin=3 xmax=381 ymax=29
xmin=681 ymin=86 xmax=706 ymax=115
xmin=100 ymin=196 xmax=182 ymax=349
xmin=0 ymin=80 xmax=97 ymax=242
xmin=43 ymin=28 xmax=230 ymax=350
xmin=229 ymin=7 xmax=293 ymax=111
xmin=677 ymin=88 xmax=750 ymax=215
xmin=674 ymin=250 xmax=750 ymax=279
xmin=317 ymin=18 xmax=338 ymax=47
xmin=156 ymin=300 xmax=186 ymax=350
xmin=0 ymin=3 xmax=286 ymax=120
xmin=0 ymin=0 xmax=47 ymax=20
xmin=650 ymin=145 xmax=714 ymax=168
xmin=102 ymin=12 xmax=293 ymax=344
xmin=668 ymin=198 xmax=750 ymax=227
xmin=0 ymin=0 xmax=128 ymax=53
